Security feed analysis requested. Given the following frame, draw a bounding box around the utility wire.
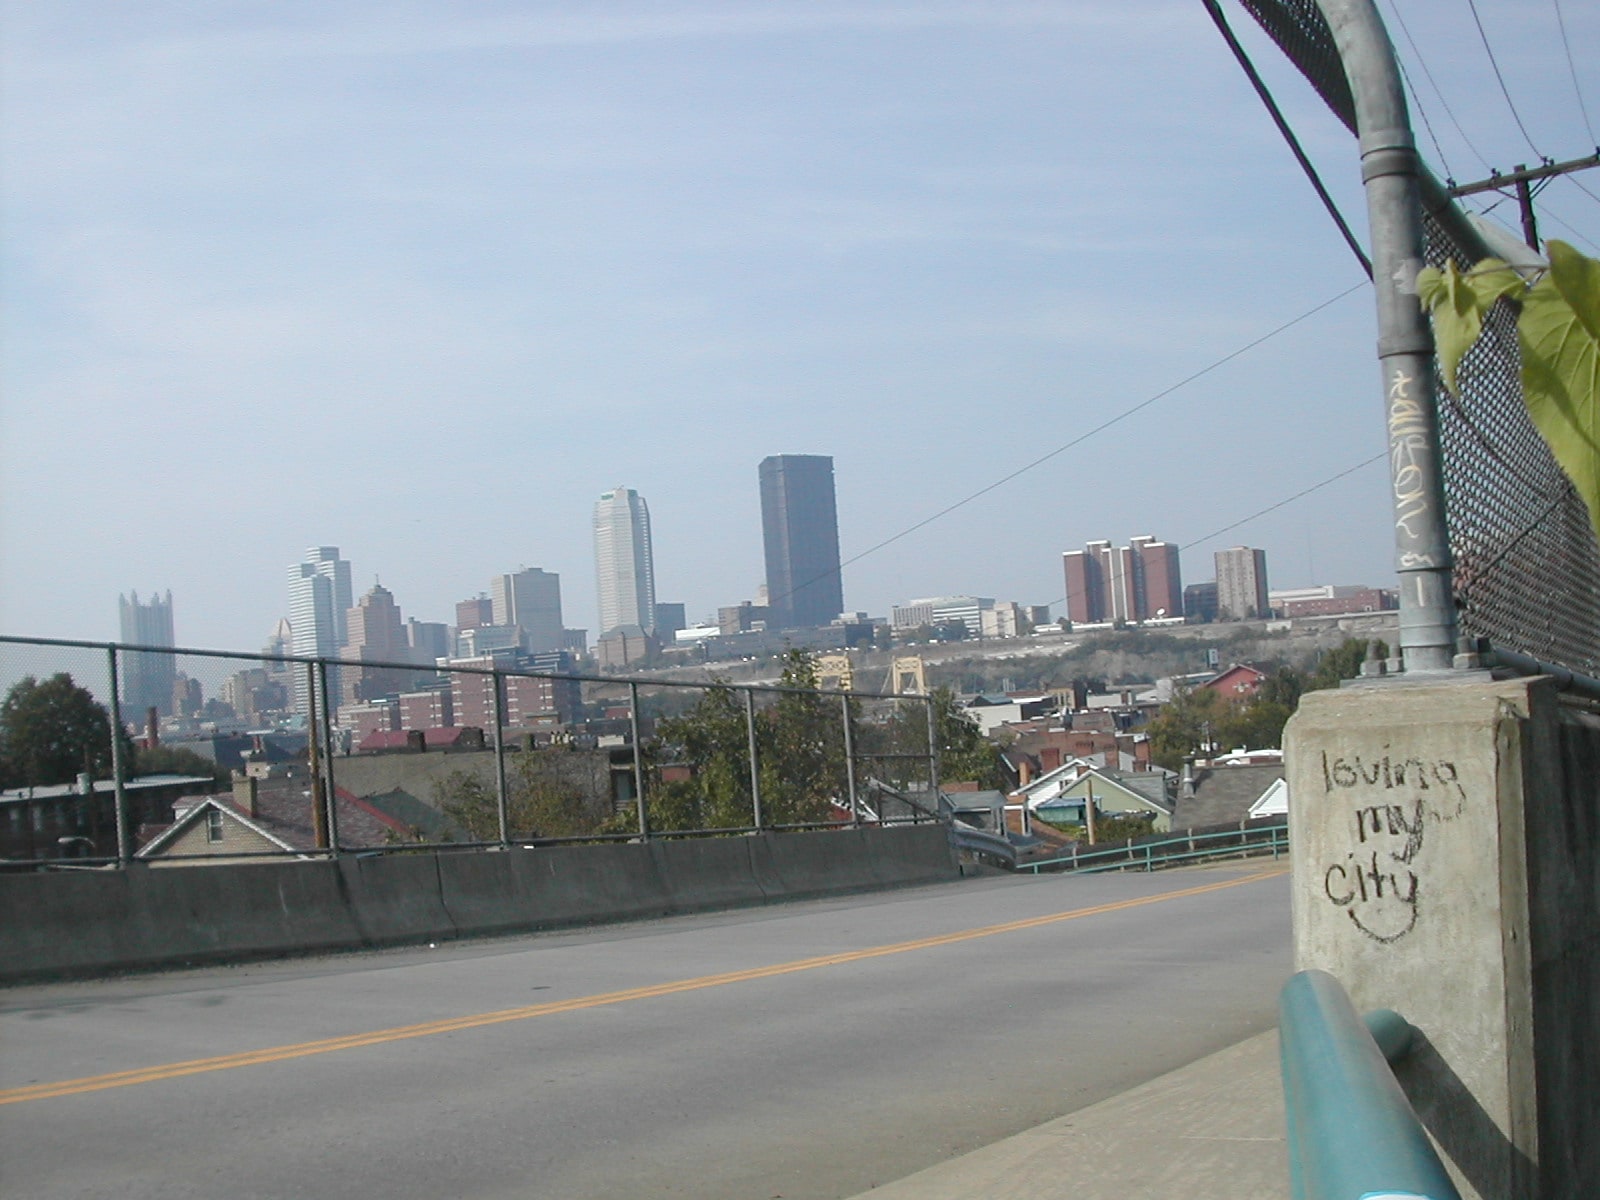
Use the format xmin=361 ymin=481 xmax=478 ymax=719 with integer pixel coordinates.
xmin=1202 ymin=0 xmax=1372 ymax=277
xmin=823 ymin=282 xmax=1369 ymax=593
xmin=1395 ymin=52 xmax=1453 ymax=181
xmin=1465 ymin=0 xmax=1546 ymax=160
xmin=1552 ymin=0 xmax=1598 ymax=148
xmin=1179 ymin=452 xmax=1387 ymax=552
xmin=1535 ymin=200 xmax=1600 ymax=254
xmin=1382 ymin=0 xmax=1492 ymax=175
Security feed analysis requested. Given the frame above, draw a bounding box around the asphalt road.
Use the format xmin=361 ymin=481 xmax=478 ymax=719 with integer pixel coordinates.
xmin=1 ymin=863 xmax=1290 ymax=1199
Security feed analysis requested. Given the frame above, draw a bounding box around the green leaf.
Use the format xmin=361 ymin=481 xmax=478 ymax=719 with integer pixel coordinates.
xmin=1417 ymin=258 xmax=1521 ymax=394
xmin=1519 ymin=241 xmax=1600 ymax=542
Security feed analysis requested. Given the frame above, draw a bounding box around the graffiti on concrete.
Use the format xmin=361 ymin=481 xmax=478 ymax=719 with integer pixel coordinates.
xmin=1318 ymin=750 xmax=1467 ymax=944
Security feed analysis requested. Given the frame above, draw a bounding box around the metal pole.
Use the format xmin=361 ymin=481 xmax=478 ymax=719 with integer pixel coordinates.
xmin=840 ymin=693 xmax=859 ymax=826
xmin=491 ymin=670 xmax=510 ymax=847
xmin=1317 ymin=0 xmax=1458 ymax=672
xmin=744 ymin=688 xmax=763 ymax=830
xmin=317 ymin=660 xmax=340 ymax=854
xmin=106 ymin=647 xmax=131 ymax=867
xmin=306 ymin=664 xmax=328 ymax=849
xmin=629 ymin=682 xmax=648 ymax=840
xmin=924 ymin=695 xmax=940 ymax=816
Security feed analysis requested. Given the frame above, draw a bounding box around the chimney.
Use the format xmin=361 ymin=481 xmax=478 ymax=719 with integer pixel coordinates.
xmin=1181 ymin=756 xmax=1197 ymax=799
xmin=146 ymin=706 xmax=159 ymax=748
xmin=1018 ymin=758 xmax=1033 ymax=787
xmin=232 ymin=771 xmax=259 ymax=818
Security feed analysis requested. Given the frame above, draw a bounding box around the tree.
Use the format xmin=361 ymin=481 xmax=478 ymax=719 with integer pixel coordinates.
xmin=1419 ymin=241 xmax=1600 ymax=539
xmin=0 ymin=674 xmax=131 ymax=789
xmin=432 ymin=748 xmax=611 ymax=842
xmin=928 ymin=688 xmax=1006 ymax=790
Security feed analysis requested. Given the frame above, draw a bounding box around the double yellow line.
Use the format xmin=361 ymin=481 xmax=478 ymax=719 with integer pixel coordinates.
xmin=1 ymin=868 xmax=1284 ymax=1106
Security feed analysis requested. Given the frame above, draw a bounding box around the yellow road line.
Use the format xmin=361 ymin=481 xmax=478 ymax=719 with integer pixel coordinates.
xmin=1 ymin=867 xmax=1285 ymax=1106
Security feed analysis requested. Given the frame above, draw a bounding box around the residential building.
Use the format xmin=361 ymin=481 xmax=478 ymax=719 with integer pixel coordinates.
xmin=490 ymin=567 xmax=564 ymax=652
xmin=1215 ymin=546 xmax=1270 ymax=620
xmin=593 ymin=486 xmax=656 ymax=636
xmin=759 ymin=454 xmax=843 ymax=630
xmin=1063 ymin=537 xmax=1180 ymax=624
xmin=1129 ymin=535 xmax=1184 ymax=621
xmin=288 ymin=547 xmax=352 ymax=714
xmin=448 ymin=651 xmax=580 ymax=729
xmin=118 ymin=590 xmax=177 ymax=717
xmin=398 ymin=687 xmax=453 ymax=730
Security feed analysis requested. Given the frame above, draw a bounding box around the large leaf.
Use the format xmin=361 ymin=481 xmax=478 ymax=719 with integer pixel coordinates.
xmin=1416 ymin=258 xmax=1521 ymax=394
xmin=1518 ymin=241 xmax=1600 ymax=542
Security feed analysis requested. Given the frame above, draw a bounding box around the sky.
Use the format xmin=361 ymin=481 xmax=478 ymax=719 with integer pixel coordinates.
xmin=2 ymin=0 xmax=1597 ymax=655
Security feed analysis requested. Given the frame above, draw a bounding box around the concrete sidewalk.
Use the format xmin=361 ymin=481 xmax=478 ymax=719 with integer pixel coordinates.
xmin=849 ymin=1031 xmax=1286 ymax=1198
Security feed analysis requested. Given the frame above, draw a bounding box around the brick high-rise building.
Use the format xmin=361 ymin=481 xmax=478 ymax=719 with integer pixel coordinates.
xmin=1129 ymin=535 xmax=1183 ymax=621
xmin=1064 ymin=537 xmax=1183 ymax=624
xmin=342 ymin=582 xmax=411 ymax=704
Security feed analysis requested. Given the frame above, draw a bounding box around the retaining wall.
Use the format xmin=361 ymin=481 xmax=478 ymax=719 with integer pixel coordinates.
xmin=0 ymin=824 xmax=958 ymax=983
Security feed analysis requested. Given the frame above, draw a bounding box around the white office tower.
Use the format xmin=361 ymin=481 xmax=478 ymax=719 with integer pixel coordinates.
xmin=593 ymin=487 xmax=656 ymax=637
xmin=288 ymin=546 xmax=353 ymax=715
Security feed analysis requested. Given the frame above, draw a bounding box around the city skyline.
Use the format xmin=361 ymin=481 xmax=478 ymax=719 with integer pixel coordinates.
xmin=3 ymin=4 xmax=1589 ymax=650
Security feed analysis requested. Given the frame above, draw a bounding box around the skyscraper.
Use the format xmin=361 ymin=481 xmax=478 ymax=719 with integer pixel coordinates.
xmin=759 ymin=454 xmax=843 ymax=630
xmin=341 ymin=582 xmax=410 ymax=704
xmin=118 ymin=590 xmax=177 ymax=716
xmin=593 ymin=487 xmax=656 ymax=636
xmin=490 ymin=567 xmax=564 ymax=652
xmin=1215 ymin=546 xmax=1270 ymax=620
xmin=288 ymin=547 xmax=353 ymax=714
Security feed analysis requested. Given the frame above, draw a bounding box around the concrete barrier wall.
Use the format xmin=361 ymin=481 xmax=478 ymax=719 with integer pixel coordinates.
xmin=1285 ymin=676 xmax=1600 ymax=1200
xmin=0 ymin=825 xmax=958 ymax=983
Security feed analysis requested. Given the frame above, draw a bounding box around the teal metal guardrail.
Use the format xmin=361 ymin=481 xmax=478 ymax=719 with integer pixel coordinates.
xmin=1280 ymin=969 xmax=1460 ymax=1200
xmin=1020 ymin=822 xmax=1287 ymax=874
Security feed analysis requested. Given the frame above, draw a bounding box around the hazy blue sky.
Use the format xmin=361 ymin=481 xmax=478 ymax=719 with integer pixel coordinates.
xmin=3 ymin=1 xmax=1596 ymax=652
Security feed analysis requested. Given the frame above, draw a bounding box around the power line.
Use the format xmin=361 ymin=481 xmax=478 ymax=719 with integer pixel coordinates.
xmin=1202 ymin=0 xmax=1371 ymax=277
xmin=1178 ymin=452 xmax=1386 ymax=552
xmin=1465 ymin=0 xmax=1546 ymax=160
xmin=1552 ymin=0 xmax=1599 ymax=147
xmin=830 ymin=282 xmax=1368 ymax=585
xmin=1381 ymin=0 xmax=1491 ymax=176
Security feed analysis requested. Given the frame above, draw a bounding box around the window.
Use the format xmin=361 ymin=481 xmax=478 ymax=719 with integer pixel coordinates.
xmin=206 ymin=809 xmax=225 ymax=843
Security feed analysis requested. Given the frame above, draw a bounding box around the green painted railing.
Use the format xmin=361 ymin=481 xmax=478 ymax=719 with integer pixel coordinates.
xmin=1280 ymin=970 xmax=1460 ymax=1200
xmin=1020 ymin=821 xmax=1287 ymax=874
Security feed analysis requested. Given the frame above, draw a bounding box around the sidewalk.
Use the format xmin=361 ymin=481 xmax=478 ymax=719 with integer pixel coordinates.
xmin=848 ymin=1031 xmax=1286 ymax=1199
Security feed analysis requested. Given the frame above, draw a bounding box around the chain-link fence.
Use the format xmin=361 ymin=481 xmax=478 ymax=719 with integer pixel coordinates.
xmin=1242 ymin=0 xmax=1600 ymax=678
xmin=0 ymin=635 xmax=940 ymax=868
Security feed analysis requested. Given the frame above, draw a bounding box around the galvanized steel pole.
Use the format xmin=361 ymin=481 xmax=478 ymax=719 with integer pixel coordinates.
xmin=1317 ymin=0 xmax=1458 ymax=672
xmin=744 ymin=688 xmax=763 ymax=830
xmin=317 ymin=660 xmax=341 ymax=854
xmin=924 ymin=695 xmax=940 ymax=811
xmin=629 ymin=682 xmax=648 ymax=840
xmin=840 ymin=693 xmax=859 ymax=826
xmin=491 ymin=669 xmax=510 ymax=847
xmin=106 ymin=647 xmax=131 ymax=866
xmin=306 ymin=663 xmax=328 ymax=849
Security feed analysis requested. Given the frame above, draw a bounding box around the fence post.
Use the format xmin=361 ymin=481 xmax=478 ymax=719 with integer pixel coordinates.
xmin=106 ymin=646 xmax=131 ymax=867
xmin=629 ymin=682 xmax=648 ymax=840
xmin=491 ymin=669 xmax=510 ymax=847
xmin=840 ymin=693 xmax=859 ymax=826
xmin=317 ymin=660 xmax=340 ymax=854
xmin=744 ymin=688 xmax=763 ymax=830
xmin=306 ymin=664 xmax=329 ymax=849
xmin=1317 ymin=0 xmax=1458 ymax=672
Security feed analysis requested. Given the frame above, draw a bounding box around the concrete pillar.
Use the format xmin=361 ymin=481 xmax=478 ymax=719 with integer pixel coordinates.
xmin=1284 ymin=676 xmax=1599 ymax=1200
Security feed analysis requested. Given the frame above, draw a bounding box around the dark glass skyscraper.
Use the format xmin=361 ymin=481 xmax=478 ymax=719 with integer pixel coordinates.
xmin=759 ymin=454 xmax=843 ymax=630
